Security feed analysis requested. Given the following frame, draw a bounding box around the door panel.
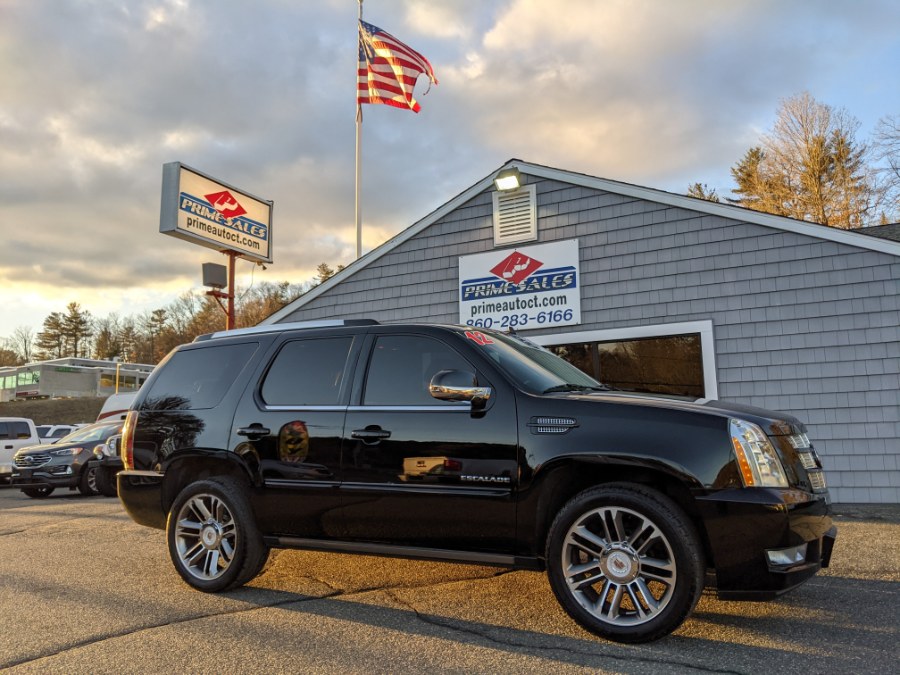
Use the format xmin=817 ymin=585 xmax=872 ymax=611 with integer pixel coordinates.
xmin=232 ymin=335 xmax=359 ymax=538
xmin=339 ymin=333 xmax=518 ymax=552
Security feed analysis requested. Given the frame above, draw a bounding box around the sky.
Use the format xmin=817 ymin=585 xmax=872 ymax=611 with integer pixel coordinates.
xmin=1 ymin=0 xmax=899 ymax=341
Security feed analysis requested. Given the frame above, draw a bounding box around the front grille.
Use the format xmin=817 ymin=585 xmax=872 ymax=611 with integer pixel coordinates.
xmin=808 ymin=470 xmax=827 ymax=490
xmin=14 ymin=454 xmax=51 ymax=468
xmin=786 ymin=433 xmax=811 ymax=449
xmin=797 ymin=450 xmax=819 ymax=470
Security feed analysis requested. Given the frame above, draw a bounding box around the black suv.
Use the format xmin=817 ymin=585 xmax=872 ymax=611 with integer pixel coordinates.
xmin=118 ymin=320 xmax=835 ymax=643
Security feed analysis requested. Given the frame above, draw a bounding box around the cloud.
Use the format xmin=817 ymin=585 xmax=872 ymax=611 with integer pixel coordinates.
xmin=1 ymin=0 xmax=899 ymax=338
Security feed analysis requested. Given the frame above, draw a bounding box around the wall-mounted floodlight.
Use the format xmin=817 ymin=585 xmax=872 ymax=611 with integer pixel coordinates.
xmin=493 ymin=167 xmax=522 ymax=191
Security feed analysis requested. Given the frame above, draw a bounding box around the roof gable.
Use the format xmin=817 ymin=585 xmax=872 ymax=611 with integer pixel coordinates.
xmin=261 ymin=159 xmax=900 ymax=325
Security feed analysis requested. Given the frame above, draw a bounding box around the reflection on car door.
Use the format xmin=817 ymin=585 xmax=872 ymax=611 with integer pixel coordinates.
xmin=340 ymin=331 xmax=518 ymax=553
xmin=230 ymin=334 xmax=361 ymax=538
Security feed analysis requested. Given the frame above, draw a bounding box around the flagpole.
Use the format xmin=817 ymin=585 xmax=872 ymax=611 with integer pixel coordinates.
xmin=355 ymin=0 xmax=363 ymax=260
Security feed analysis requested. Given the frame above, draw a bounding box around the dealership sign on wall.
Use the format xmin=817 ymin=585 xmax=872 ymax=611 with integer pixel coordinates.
xmin=459 ymin=239 xmax=581 ymax=330
xmin=160 ymin=162 xmax=273 ymax=263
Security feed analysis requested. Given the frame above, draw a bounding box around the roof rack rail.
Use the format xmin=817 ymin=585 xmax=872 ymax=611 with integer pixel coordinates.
xmin=195 ymin=319 xmax=379 ymax=342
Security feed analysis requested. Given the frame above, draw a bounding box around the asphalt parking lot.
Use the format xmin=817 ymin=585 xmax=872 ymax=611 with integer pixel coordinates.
xmin=0 ymin=488 xmax=897 ymax=674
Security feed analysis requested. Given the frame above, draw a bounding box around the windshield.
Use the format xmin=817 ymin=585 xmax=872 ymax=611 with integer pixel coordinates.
xmin=57 ymin=424 xmax=120 ymax=444
xmin=463 ymin=329 xmax=608 ymax=395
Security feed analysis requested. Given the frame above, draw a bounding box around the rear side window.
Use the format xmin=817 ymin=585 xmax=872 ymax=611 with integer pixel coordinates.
xmin=261 ymin=337 xmax=353 ymax=406
xmin=142 ymin=343 xmax=257 ymax=410
xmin=6 ymin=422 xmax=32 ymax=439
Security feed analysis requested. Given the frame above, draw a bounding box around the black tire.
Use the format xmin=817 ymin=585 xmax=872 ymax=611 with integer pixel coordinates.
xmin=545 ymin=483 xmax=704 ymax=643
xmin=22 ymin=486 xmax=55 ymax=499
xmin=78 ymin=465 xmax=101 ymax=496
xmin=95 ymin=466 xmax=119 ymax=497
xmin=166 ymin=477 xmax=269 ymax=592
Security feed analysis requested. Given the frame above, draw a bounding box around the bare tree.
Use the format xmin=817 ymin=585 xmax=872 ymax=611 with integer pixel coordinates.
xmin=730 ymin=92 xmax=877 ymax=229
xmin=874 ymin=114 xmax=900 ymax=219
xmin=9 ymin=326 xmax=34 ymax=363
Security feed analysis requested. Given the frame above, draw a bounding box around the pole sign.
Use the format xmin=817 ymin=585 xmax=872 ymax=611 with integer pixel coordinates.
xmin=459 ymin=239 xmax=581 ymax=331
xmin=160 ymin=162 xmax=273 ymax=263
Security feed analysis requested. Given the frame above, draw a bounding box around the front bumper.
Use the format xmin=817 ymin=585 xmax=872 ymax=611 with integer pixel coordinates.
xmin=8 ymin=465 xmax=82 ymax=490
xmin=697 ymin=487 xmax=836 ymax=599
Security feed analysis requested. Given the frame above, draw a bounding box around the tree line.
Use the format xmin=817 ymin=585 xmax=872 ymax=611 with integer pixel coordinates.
xmin=0 ymin=264 xmax=341 ymax=367
xmin=687 ymin=91 xmax=900 ymax=227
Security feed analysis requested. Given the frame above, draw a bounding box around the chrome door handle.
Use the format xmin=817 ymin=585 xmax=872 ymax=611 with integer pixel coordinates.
xmin=351 ymin=428 xmax=391 ymax=441
xmin=237 ymin=425 xmax=271 ymax=439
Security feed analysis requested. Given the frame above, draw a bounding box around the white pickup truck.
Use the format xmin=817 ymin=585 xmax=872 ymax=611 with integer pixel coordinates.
xmin=0 ymin=417 xmax=40 ymax=482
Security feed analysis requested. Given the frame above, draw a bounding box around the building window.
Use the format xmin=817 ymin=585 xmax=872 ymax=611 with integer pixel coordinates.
xmin=532 ymin=321 xmax=718 ymax=400
xmin=550 ymin=335 xmax=704 ymax=398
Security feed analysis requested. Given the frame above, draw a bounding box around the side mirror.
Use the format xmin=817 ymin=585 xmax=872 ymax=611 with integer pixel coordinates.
xmin=429 ymin=370 xmax=492 ymax=408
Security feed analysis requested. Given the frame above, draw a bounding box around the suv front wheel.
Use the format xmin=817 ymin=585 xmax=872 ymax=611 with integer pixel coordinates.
xmin=546 ymin=483 xmax=704 ymax=643
xmin=166 ymin=477 xmax=269 ymax=592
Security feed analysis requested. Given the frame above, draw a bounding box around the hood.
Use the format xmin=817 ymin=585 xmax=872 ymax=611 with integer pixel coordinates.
xmin=557 ymin=391 xmax=804 ymax=436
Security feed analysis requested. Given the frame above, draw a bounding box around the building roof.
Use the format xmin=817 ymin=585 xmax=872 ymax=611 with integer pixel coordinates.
xmin=262 ymin=159 xmax=900 ymax=325
xmin=857 ymin=222 xmax=900 ymax=243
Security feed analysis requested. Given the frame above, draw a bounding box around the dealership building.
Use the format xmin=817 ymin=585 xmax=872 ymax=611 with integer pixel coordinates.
xmin=264 ymin=160 xmax=900 ymax=504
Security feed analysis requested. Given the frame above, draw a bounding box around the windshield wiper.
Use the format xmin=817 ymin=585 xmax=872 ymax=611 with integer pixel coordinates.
xmin=542 ymin=384 xmax=612 ymax=394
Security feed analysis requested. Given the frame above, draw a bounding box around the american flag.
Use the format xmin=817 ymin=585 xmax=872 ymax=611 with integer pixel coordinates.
xmin=357 ymin=19 xmax=437 ymax=113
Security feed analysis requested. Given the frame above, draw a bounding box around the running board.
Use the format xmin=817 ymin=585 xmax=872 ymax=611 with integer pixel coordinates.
xmin=264 ymin=536 xmax=543 ymax=570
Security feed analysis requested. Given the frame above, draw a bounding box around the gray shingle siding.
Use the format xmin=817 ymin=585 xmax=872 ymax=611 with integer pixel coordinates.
xmin=279 ymin=175 xmax=900 ymax=503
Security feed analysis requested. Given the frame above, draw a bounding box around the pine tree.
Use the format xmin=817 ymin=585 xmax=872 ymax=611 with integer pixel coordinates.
xmin=35 ymin=312 xmax=66 ymax=360
xmin=62 ymin=302 xmax=93 ymax=358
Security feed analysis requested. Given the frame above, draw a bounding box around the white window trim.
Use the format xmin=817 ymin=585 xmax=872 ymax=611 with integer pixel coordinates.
xmin=529 ymin=320 xmax=719 ymax=400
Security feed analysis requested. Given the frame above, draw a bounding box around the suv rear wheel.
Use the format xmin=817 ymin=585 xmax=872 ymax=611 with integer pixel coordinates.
xmin=546 ymin=483 xmax=704 ymax=643
xmin=166 ymin=477 xmax=269 ymax=592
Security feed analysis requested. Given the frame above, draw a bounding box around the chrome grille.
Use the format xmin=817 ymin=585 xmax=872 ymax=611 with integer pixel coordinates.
xmin=797 ymin=450 xmax=819 ymax=470
xmin=786 ymin=433 xmax=811 ymax=449
xmin=808 ymin=470 xmax=827 ymax=490
xmin=14 ymin=454 xmax=51 ymax=468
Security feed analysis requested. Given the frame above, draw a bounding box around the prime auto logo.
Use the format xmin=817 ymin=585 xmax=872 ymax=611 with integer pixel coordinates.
xmin=490 ymin=251 xmax=543 ymax=285
xmin=178 ymin=189 xmax=269 ymax=241
xmin=461 ymin=250 xmax=576 ymax=301
xmin=204 ymin=190 xmax=247 ymax=220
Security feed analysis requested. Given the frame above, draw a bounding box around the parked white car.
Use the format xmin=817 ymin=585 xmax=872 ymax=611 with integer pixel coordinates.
xmin=0 ymin=417 xmax=40 ymax=482
xmin=36 ymin=424 xmax=81 ymax=444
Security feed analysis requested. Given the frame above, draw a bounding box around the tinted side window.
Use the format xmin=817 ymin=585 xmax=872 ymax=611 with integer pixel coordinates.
xmin=363 ymin=335 xmax=473 ymax=406
xmin=0 ymin=423 xmax=8 ymax=440
xmin=142 ymin=343 xmax=257 ymax=410
xmin=261 ymin=337 xmax=353 ymax=406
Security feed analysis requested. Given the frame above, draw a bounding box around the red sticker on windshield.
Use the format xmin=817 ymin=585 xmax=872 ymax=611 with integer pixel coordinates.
xmin=465 ymin=331 xmax=494 ymax=345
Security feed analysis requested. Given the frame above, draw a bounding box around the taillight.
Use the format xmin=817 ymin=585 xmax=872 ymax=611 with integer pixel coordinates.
xmin=121 ymin=410 xmax=138 ymax=470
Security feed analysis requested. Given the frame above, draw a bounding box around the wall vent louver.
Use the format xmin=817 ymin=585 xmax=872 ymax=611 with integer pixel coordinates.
xmin=492 ymin=184 xmax=537 ymax=246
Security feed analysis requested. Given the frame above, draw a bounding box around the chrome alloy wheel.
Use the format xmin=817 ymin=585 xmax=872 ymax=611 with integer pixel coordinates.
xmin=173 ymin=493 xmax=238 ymax=581
xmin=561 ymin=506 xmax=677 ymax=626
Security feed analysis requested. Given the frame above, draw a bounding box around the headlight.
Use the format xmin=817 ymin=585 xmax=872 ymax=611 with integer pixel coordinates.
xmin=729 ymin=419 xmax=788 ymax=488
xmin=51 ymin=446 xmax=84 ymax=457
